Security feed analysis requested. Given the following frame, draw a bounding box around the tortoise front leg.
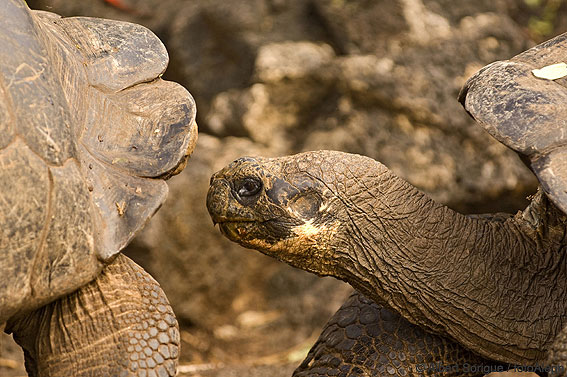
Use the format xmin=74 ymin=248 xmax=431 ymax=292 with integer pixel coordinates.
xmin=5 ymin=254 xmax=179 ymax=377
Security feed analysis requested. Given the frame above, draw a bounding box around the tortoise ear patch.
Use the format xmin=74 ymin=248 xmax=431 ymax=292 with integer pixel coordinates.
xmin=266 ymin=177 xmax=300 ymax=206
xmin=289 ymin=193 xmax=322 ymax=219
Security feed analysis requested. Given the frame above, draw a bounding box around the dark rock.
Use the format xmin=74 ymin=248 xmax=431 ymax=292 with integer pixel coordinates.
xmin=204 ymin=11 xmax=538 ymax=212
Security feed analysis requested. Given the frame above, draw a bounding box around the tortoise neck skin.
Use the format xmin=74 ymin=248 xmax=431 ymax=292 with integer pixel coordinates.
xmin=207 ymin=150 xmax=567 ymax=365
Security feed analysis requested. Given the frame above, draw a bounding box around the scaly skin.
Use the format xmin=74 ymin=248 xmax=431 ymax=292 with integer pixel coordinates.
xmin=207 ymin=150 xmax=567 ymax=368
xmin=6 ymin=254 xmax=180 ymax=377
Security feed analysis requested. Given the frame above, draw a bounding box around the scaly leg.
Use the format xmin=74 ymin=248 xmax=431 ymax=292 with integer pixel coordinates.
xmin=6 ymin=254 xmax=179 ymax=377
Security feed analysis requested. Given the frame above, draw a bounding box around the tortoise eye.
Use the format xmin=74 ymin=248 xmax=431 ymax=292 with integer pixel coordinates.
xmin=237 ymin=178 xmax=262 ymax=197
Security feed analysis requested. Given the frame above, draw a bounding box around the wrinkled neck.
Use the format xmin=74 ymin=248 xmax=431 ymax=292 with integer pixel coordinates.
xmin=331 ymin=166 xmax=567 ymax=364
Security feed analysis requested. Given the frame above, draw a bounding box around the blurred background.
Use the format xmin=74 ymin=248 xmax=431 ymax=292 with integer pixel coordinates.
xmin=2 ymin=0 xmax=567 ymax=376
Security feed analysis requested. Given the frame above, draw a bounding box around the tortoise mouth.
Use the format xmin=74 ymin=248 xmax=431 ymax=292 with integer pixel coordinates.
xmin=217 ymin=220 xmax=259 ymax=242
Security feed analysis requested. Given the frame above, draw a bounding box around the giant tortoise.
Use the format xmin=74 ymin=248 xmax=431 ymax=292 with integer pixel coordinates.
xmin=207 ymin=32 xmax=567 ymax=375
xmin=0 ymin=0 xmax=197 ymax=376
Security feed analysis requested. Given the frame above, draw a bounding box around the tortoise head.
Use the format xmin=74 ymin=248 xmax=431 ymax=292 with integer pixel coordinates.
xmin=207 ymin=152 xmax=351 ymax=275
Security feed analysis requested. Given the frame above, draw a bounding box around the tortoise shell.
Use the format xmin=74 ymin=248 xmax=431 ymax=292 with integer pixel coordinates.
xmin=460 ymin=32 xmax=567 ymax=214
xmin=0 ymin=0 xmax=197 ymax=324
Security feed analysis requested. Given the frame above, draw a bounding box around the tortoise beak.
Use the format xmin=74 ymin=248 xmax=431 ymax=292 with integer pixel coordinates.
xmin=206 ymin=177 xmax=229 ymax=225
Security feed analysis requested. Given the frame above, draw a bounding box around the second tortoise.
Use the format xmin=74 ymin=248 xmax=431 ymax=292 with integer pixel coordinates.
xmin=207 ymin=32 xmax=567 ymax=375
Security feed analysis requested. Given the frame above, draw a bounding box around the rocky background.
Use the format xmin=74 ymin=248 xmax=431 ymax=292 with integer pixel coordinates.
xmin=2 ymin=0 xmax=567 ymax=376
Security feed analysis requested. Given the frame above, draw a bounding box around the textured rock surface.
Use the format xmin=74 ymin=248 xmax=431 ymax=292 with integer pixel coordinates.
xmin=4 ymin=0 xmax=564 ymax=376
xmin=204 ymin=31 xmax=535 ymax=210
